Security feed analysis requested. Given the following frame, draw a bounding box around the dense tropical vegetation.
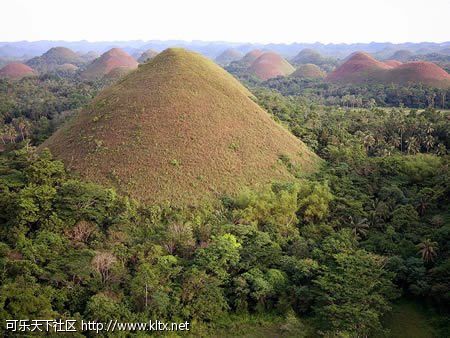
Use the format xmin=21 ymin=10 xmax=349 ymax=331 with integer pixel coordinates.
xmin=0 ymin=70 xmax=449 ymax=336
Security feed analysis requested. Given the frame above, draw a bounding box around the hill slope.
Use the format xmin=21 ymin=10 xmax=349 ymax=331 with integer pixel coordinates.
xmin=0 ymin=62 xmax=35 ymax=79
xmin=81 ymin=48 xmax=138 ymax=80
xmin=249 ymin=52 xmax=295 ymax=80
xmin=42 ymin=48 xmax=318 ymax=205
xmin=384 ymin=60 xmax=402 ymax=67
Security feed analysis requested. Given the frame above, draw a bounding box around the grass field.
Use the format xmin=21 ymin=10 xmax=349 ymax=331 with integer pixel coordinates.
xmin=383 ymin=299 xmax=438 ymax=338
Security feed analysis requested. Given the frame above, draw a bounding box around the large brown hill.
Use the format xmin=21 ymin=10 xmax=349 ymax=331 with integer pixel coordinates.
xmin=326 ymin=52 xmax=391 ymax=83
xmin=385 ymin=61 xmax=450 ymax=87
xmin=0 ymin=62 xmax=35 ymax=79
xmin=249 ymin=52 xmax=295 ymax=80
xmin=81 ymin=48 xmax=138 ymax=80
xmin=41 ymin=48 xmax=318 ymax=205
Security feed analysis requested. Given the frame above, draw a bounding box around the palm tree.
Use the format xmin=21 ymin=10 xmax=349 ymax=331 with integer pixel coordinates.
xmin=406 ymin=136 xmax=419 ymax=154
xmin=417 ymin=239 xmax=438 ymax=263
xmin=349 ymin=216 xmax=369 ymax=239
xmin=363 ymin=133 xmax=376 ymax=153
xmin=436 ymin=143 xmax=447 ymax=156
xmin=424 ymin=135 xmax=435 ymax=152
xmin=0 ymin=124 xmax=17 ymax=144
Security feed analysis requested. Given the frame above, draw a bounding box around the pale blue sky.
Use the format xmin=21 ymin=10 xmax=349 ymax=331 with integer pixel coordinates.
xmin=1 ymin=0 xmax=449 ymax=43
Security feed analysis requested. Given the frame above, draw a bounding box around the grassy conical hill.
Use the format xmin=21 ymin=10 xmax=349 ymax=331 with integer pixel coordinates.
xmin=0 ymin=62 xmax=36 ymax=79
xmin=249 ymin=52 xmax=295 ymax=80
xmin=26 ymin=47 xmax=84 ymax=72
xmin=81 ymin=48 xmax=138 ymax=80
xmin=326 ymin=52 xmax=391 ymax=83
xmin=385 ymin=61 xmax=450 ymax=87
xmin=41 ymin=48 xmax=319 ymax=205
xmin=291 ymin=64 xmax=326 ymax=79
xmin=215 ymin=48 xmax=243 ymax=65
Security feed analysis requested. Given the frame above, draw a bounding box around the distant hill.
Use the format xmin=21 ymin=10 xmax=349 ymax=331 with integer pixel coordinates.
xmin=54 ymin=63 xmax=79 ymax=73
xmin=249 ymin=52 xmax=295 ymax=80
xmin=80 ymin=51 xmax=100 ymax=63
xmin=390 ymin=50 xmax=414 ymax=62
xmin=291 ymin=64 xmax=326 ymax=79
xmin=2 ymin=40 xmax=450 ymax=60
xmin=215 ymin=48 xmax=243 ymax=66
xmin=292 ymin=49 xmax=325 ymax=65
xmin=41 ymin=48 xmax=318 ymax=205
xmin=0 ymin=62 xmax=36 ymax=80
xmin=327 ymin=52 xmax=450 ymax=87
xmin=137 ymin=49 xmax=159 ymax=63
xmin=26 ymin=47 xmax=84 ymax=72
xmin=80 ymin=48 xmax=138 ymax=80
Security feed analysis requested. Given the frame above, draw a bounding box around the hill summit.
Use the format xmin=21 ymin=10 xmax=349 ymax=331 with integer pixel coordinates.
xmin=42 ymin=48 xmax=318 ymax=205
xmin=81 ymin=48 xmax=138 ymax=80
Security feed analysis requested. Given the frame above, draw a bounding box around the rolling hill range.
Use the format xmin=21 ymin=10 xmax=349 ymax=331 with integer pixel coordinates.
xmin=81 ymin=48 xmax=138 ymax=80
xmin=249 ymin=52 xmax=295 ymax=80
xmin=389 ymin=49 xmax=414 ymax=62
xmin=41 ymin=48 xmax=318 ymax=205
xmin=0 ymin=62 xmax=36 ymax=79
xmin=26 ymin=47 xmax=84 ymax=72
xmin=327 ymin=52 xmax=450 ymax=87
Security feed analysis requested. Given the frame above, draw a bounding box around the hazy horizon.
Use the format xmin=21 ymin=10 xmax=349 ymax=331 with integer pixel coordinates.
xmin=2 ymin=39 xmax=450 ymax=45
xmin=1 ymin=0 xmax=449 ymax=44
